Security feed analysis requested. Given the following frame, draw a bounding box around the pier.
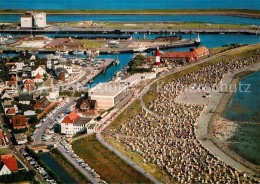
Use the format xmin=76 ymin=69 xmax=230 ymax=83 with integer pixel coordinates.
xmin=0 ymin=28 xmax=259 ymax=35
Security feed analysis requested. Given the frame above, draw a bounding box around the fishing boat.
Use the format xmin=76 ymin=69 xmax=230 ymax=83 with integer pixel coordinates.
xmin=72 ymin=51 xmax=84 ymax=55
xmin=56 ymin=50 xmax=69 ymax=55
xmin=133 ymin=45 xmax=147 ymax=53
xmin=195 ymin=33 xmax=201 ymax=46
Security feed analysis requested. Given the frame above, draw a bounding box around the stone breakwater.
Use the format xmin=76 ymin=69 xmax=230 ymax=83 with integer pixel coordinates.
xmin=105 ymin=48 xmax=260 ymax=183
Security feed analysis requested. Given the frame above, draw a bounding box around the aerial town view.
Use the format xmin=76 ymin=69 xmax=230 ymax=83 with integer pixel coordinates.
xmin=0 ymin=0 xmax=259 ymax=183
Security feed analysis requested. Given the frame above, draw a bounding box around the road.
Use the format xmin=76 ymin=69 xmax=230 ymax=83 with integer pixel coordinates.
xmin=56 ymin=143 xmax=99 ymax=184
xmin=33 ymin=97 xmax=77 ymax=145
xmin=96 ymin=133 xmax=160 ymax=184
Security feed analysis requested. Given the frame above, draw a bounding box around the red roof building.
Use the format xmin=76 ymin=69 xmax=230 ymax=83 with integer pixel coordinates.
xmin=33 ymin=101 xmax=43 ymax=110
xmin=6 ymin=108 xmax=16 ymax=115
xmin=61 ymin=111 xmax=80 ymax=124
xmin=193 ymin=46 xmax=209 ymax=58
xmin=0 ymin=154 xmax=18 ymax=172
xmin=161 ymin=51 xmax=198 ymax=62
xmin=12 ymin=115 xmax=27 ymax=129
xmin=35 ymin=73 xmax=43 ymax=79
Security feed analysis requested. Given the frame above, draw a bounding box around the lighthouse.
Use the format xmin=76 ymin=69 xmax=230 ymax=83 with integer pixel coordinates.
xmin=155 ymin=48 xmax=160 ymax=65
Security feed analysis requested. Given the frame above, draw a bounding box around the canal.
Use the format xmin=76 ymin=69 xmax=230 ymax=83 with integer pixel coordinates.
xmin=39 ymin=153 xmax=77 ymax=184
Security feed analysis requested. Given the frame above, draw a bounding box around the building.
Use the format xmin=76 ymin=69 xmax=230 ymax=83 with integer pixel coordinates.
xmin=31 ymin=66 xmax=46 ymax=77
xmin=34 ymin=73 xmax=43 ymax=83
xmin=20 ymin=13 xmax=33 ymax=28
xmin=161 ymin=51 xmax=199 ymax=62
xmin=20 ymin=11 xmax=46 ymax=29
xmin=78 ymin=99 xmax=98 ymax=117
xmin=12 ymin=115 xmax=27 ymax=130
xmin=161 ymin=46 xmax=209 ymax=62
xmin=33 ymin=12 xmax=46 ymax=28
xmin=49 ymin=88 xmax=59 ymax=100
xmin=0 ymin=154 xmax=18 ymax=175
xmin=89 ymin=83 xmax=128 ymax=110
xmin=192 ymin=46 xmax=210 ymax=58
xmin=60 ymin=111 xmax=91 ymax=135
xmin=14 ymin=133 xmax=27 ymax=145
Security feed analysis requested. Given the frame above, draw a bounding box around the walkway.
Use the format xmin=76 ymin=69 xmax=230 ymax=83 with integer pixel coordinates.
xmin=56 ymin=143 xmax=99 ymax=184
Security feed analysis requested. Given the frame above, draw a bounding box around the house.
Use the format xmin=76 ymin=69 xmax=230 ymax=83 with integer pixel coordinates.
xmin=161 ymin=51 xmax=199 ymax=62
xmin=60 ymin=111 xmax=91 ymax=135
xmin=31 ymin=66 xmax=46 ymax=77
xmin=79 ymin=99 xmax=98 ymax=117
xmin=44 ymin=38 xmax=72 ymax=49
xmin=192 ymin=46 xmax=209 ymax=58
xmin=34 ymin=73 xmax=43 ymax=83
xmin=14 ymin=133 xmax=27 ymax=145
xmin=12 ymin=115 xmax=27 ymax=130
xmin=5 ymin=107 xmax=17 ymax=116
xmin=24 ymin=110 xmax=36 ymax=116
xmin=1 ymin=92 xmax=11 ymax=100
xmin=23 ymin=79 xmax=34 ymax=92
xmin=55 ymin=68 xmax=69 ymax=81
xmin=18 ymin=94 xmax=33 ymax=105
xmin=0 ymin=154 xmax=18 ymax=175
xmin=34 ymin=96 xmax=52 ymax=111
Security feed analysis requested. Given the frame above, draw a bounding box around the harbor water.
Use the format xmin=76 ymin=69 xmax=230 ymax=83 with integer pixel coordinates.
xmin=0 ymin=14 xmax=260 ymax=25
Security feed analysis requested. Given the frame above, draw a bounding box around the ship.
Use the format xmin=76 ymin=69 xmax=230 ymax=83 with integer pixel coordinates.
xmin=133 ymin=44 xmax=147 ymax=53
xmin=56 ymin=50 xmax=69 ymax=55
xmin=195 ymin=33 xmax=201 ymax=46
xmin=72 ymin=51 xmax=84 ymax=55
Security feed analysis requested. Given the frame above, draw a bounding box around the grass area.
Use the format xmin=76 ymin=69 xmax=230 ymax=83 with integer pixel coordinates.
xmin=109 ymin=100 xmax=142 ymax=130
xmin=49 ymin=149 xmax=91 ymax=184
xmin=74 ymin=40 xmax=106 ymax=49
xmin=71 ymin=134 xmax=151 ymax=184
xmin=0 ymin=9 xmax=260 ymax=15
xmin=69 ymin=21 xmax=254 ymax=30
xmin=0 ymin=148 xmax=12 ymax=155
xmin=105 ymin=137 xmax=167 ymax=182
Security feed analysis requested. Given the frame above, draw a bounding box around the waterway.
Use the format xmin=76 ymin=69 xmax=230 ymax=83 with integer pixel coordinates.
xmin=1 ymin=0 xmax=259 ymax=10
xmin=0 ymin=14 xmax=260 ymax=25
xmin=225 ymin=71 xmax=260 ymax=165
xmin=39 ymin=153 xmax=77 ymax=184
xmin=1 ymin=33 xmax=260 ymax=86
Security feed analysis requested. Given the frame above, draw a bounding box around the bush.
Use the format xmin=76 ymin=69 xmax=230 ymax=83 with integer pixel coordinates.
xmin=0 ymin=169 xmax=35 ymax=183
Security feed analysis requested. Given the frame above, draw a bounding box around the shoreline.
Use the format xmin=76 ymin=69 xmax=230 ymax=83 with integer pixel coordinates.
xmin=206 ymin=62 xmax=260 ymax=176
xmin=0 ymin=9 xmax=260 ymax=19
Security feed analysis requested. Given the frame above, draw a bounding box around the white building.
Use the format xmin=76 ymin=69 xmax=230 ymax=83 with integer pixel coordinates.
xmin=31 ymin=66 xmax=46 ymax=77
xmin=60 ymin=111 xmax=91 ymax=135
xmin=89 ymin=83 xmax=128 ymax=110
xmin=20 ymin=11 xmax=46 ymax=29
xmin=0 ymin=164 xmax=11 ymax=175
xmin=20 ymin=14 xmax=33 ymax=28
xmin=33 ymin=12 xmax=46 ymax=28
xmin=49 ymin=88 xmax=59 ymax=100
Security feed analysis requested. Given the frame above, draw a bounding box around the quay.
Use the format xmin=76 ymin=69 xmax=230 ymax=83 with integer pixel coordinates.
xmin=0 ymin=38 xmax=198 ymax=54
xmin=0 ymin=28 xmax=259 ymax=35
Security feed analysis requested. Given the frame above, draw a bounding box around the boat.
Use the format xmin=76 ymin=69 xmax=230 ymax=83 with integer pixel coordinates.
xmin=72 ymin=51 xmax=84 ymax=55
xmin=56 ymin=50 xmax=69 ymax=55
xmin=133 ymin=45 xmax=147 ymax=53
xmin=195 ymin=33 xmax=201 ymax=46
xmin=113 ymin=59 xmax=120 ymax=65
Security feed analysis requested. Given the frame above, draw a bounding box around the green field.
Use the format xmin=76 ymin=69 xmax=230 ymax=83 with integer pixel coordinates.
xmin=72 ymin=134 xmax=152 ymax=183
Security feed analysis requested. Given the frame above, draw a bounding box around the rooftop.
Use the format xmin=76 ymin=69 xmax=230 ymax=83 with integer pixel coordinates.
xmin=89 ymin=83 xmax=127 ymax=97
